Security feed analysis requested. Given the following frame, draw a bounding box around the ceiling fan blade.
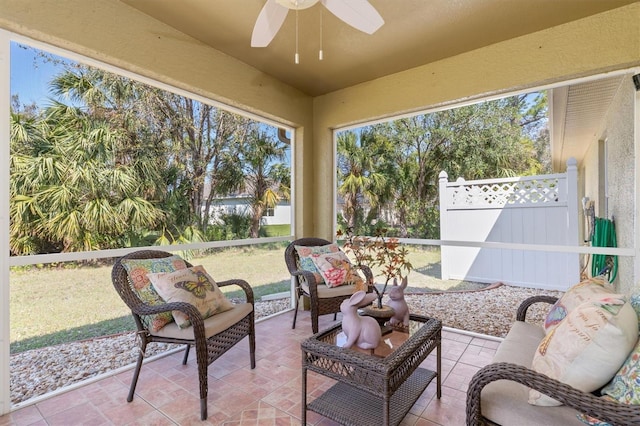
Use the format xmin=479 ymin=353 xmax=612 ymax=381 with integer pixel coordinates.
xmin=321 ymin=0 xmax=384 ymax=35
xmin=251 ymin=0 xmax=289 ymax=47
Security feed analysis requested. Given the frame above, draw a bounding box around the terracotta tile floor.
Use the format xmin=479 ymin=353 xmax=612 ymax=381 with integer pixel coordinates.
xmin=0 ymin=310 xmax=501 ymax=425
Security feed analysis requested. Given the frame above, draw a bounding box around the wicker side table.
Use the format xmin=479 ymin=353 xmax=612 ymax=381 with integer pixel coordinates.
xmin=301 ymin=314 xmax=441 ymax=426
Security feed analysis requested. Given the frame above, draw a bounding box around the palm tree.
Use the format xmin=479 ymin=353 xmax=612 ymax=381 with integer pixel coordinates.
xmin=49 ymin=64 xmax=250 ymax=236
xmin=10 ymin=76 xmax=164 ymax=253
xmin=237 ymin=128 xmax=290 ymax=238
xmin=336 ymin=130 xmax=392 ymax=233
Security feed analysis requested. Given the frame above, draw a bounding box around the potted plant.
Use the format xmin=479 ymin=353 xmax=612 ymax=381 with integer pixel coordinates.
xmin=338 ymin=226 xmax=412 ymax=312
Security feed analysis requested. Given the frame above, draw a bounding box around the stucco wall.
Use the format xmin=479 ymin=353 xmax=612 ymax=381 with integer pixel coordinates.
xmin=581 ymin=137 xmax=601 ymax=237
xmin=579 ymin=76 xmax=636 ymax=292
xmin=0 ymin=0 xmax=639 ymax=416
xmin=599 ymin=78 xmax=636 ymax=293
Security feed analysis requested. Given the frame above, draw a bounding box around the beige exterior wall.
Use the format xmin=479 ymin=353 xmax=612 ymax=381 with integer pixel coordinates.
xmin=580 ymin=139 xmax=600 ymax=241
xmin=599 ymin=78 xmax=636 ymax=293
xmin=579 ymin=77 xmax=636 ymax=292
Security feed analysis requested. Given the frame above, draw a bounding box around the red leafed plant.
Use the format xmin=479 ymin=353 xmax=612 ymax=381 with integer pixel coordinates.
xmin=338 ymin=226 xmax=412 ymax=309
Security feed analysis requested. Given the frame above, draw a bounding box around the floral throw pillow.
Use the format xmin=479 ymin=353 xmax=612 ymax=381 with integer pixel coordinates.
xmin=600 ymin=334 xmax=640 ymax=404
xmin=147 ymin=265 xmax=234 ymax=329
xmin=576 ymin=400 xmax=615 ymax=426
xmin=121 ymin=255 xmax=187 ymax=332
xmin=629 ymin=291 xmax=640 ymax=328
xmin=310 ymin=251 xmax=364 ymax=289
xmin=294 ymin=243 xmax=340 ymax=282
xmin=576 ymin=314 xmax=640 ymax=425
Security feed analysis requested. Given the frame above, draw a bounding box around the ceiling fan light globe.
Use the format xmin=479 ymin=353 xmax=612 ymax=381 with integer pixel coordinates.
xmin=275 ymin=0 xmax=320 ymax=10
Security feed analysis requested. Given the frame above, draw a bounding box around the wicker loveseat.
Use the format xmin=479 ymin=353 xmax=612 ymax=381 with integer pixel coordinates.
xmin=466 ymin=294 xmax=640 ymax=426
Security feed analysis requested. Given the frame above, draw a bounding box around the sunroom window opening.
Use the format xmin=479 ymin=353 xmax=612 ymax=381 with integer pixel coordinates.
xmin=7 ymin=40 xmax=294 ymax=406
xmin=334 ymin=73 xmax=637 ymax=293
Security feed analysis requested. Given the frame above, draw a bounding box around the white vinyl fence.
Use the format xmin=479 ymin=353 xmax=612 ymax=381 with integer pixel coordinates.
xmin=438 ymin=158 xmax=580 ymax=291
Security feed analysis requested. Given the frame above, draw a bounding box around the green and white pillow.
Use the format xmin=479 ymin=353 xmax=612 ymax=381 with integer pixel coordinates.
xmin=294 ymin=243 xmax=340 ymax=281
xmin=121 ymin=255 xmax=187 ymax=331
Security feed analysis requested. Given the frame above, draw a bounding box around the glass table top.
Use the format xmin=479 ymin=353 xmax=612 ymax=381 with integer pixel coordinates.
xmin=318 ymin=317 xmax=434 ymax=359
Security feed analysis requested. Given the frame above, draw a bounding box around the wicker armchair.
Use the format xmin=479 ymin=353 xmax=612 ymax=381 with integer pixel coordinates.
xmin=111 ymin=250 xmax=255 ymax=421
xmin=466 ymin=295 xmax=640 ymax=426
xmin=284 ymin=238 xmax=373 ymax=334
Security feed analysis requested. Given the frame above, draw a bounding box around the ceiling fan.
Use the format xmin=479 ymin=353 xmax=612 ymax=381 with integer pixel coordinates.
xmin=251 ymin=0 xmax=384 ymax=48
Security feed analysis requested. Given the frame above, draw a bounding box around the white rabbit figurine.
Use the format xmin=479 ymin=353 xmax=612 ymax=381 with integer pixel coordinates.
xmin=387 ymin=277 xmax=410 ymax=326
xmin=340 ymin=291 xmax=381 ymax=349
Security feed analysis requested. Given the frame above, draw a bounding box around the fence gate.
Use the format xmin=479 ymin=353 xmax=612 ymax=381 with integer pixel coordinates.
xmin=438 ymin=158 xmax=579 ymax=291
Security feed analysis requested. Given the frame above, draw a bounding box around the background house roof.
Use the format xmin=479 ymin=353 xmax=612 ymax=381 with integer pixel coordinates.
xmin=121 ymin=0 xmax=635 ymax=97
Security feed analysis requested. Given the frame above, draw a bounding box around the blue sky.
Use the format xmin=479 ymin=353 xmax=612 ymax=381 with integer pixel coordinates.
xmin=10 ymin=42 xmax=66 ymax=106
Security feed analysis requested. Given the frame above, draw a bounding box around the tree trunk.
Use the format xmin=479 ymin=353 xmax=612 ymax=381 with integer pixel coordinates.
xmin=249 ymin=204 xmax=263 ymax=238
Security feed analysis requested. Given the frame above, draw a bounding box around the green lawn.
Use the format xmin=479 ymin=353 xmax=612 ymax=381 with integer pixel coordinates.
xmin=10 ymin=244 xmax=291 ymax=353
xmin=10 ymin=243 xmax=478 ymax=353
xmin=260 ymin=224 xmax=291 ymax=237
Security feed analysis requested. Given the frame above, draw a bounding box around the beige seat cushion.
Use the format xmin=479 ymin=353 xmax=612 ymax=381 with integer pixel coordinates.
xmin=481 ymin=321 xmax=584 ymax=425
xmin=301 ymin=281 xmax=356 ymax=298
xmin=150 ymin=303 xmax=253 ymax=340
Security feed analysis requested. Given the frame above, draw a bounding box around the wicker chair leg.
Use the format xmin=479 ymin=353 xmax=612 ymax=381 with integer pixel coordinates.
xmin=249 ymin=320 xmax=256 ymax=369
xmin=200 ymin=398 xmax=207 ymax=421
xmin=311 ymin=308 xmax=319 ymax=334
xmin=182 ymin=344 xmax=190 ymax=365
xmin=197 ymin=343 xmax=209 ymax=421
xmin=127 ymin=347 xmax=146 ymax=402
xmin=292 ymin=292 xmax=300 ymax=330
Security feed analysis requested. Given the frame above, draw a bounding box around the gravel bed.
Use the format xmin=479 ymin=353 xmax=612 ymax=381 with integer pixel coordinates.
xmin=403 ymin=284 xmax=563 ymax=337
xmin=10 ymin=285 xmax=561 ymax=405
xmin=10 ymin=298 xmax=291 ymax=405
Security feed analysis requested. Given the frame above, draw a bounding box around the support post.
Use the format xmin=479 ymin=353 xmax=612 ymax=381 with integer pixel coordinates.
xmin=0 ymin=30 xmax=11 ymax=416
xmin=438 ymin=171 xmax=449 ymax=280
xmin=566 ymin=157 xmax=580 ymax=280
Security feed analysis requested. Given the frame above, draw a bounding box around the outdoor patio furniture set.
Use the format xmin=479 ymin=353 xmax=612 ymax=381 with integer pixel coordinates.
xmin=111 ymin=244 xmax=640 ymax=425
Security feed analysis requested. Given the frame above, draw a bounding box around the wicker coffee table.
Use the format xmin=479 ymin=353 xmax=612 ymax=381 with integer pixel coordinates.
xmin=301 ymin=314 xmax=441 ymax=426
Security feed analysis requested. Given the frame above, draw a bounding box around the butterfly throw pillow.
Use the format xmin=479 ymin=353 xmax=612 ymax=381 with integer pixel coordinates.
xmin=147 ymin=265 xmax=234 ymax=329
